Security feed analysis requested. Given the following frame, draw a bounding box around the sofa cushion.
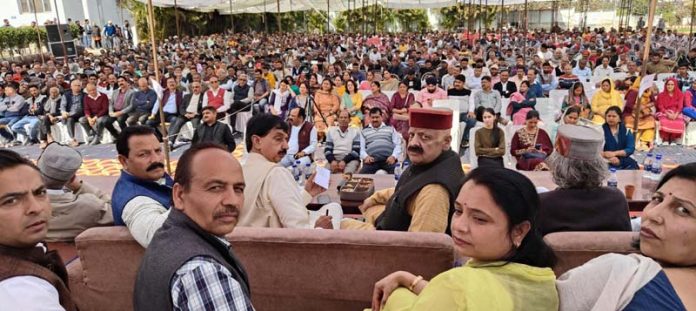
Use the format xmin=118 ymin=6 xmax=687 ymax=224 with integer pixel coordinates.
xmin=67 ymin=226 xmax=454 ymax=311
xmin=545 ymin=231 xmax=639 ymax=276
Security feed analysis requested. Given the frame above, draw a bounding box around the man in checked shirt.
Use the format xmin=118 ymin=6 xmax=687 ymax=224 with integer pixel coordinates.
xmin=134 ymin=143 xmax=253 ymax=310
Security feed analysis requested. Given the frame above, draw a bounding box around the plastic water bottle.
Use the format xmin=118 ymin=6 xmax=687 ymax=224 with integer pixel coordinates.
xmin=394 ymin=162 xmax=402 ymax=184
xmin=304 ymin=163 xmax=312 ymax=181
xmin=642 ymin=153 xmax=653 ymax=179
xmin=641 ymin=153 xmax=654 ymax=192
xmin=291 ymin=164 xmax=300 ymax=183
xmin=607 ymin=168 xmax=618 ymax=188
xmin=651 ymin=154 xmax=663 ymax=182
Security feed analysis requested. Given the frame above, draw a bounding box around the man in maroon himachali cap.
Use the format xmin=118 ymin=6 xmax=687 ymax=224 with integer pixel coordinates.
xmin=341 ymin=108 xmax=465 ymax=233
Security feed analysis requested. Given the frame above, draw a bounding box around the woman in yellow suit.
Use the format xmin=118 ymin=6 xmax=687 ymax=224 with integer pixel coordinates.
xmin=591 ymin=78 xmax=624 ymax=124
xmin=369 ymin=167 xmax=559 ymax=311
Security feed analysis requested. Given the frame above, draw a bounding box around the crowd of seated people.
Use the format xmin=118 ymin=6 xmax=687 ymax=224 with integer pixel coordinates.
xmin=3 ymin=25 xmax=696 ymax=310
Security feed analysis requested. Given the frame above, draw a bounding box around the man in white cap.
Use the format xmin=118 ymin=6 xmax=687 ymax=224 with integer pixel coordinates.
xmin=37 ymin=143 xmax=113 ymax=241
xmin=537 ymin=124 xmax=631 ymax=235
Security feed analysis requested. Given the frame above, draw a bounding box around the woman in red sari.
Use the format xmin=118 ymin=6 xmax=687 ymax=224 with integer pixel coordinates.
xmin=655 ymin=78 xmax=686 ymax=145
xmin=390 ymin=82 xmax=415 ymax=142
xmin=510 ymin=110 xmax=553 ymax=171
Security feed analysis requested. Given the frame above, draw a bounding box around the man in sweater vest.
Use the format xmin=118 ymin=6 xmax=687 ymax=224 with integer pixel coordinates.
xmin=325 ymin=109 xmax=361 ymax=174
xmin=342 ymin=108 xmax=465 ymax=233
xmin=0 ymin=149 xmax=76 ymax=310
xmin=112 ymin=126 xmax=173 ymax=247
xmin=359 ymin=107 xmax=402 ymax=174
xmin=202 ymin=76 xmax=231 ymax=114
xmin=134 ymin=144 xmax=253 ymax=310
xmin=280 ymin=107 xmax=317 ymax=168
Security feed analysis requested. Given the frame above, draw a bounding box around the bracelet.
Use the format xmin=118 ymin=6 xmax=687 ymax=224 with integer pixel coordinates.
xmin=408 ymin=276 xmax=423 ymax=292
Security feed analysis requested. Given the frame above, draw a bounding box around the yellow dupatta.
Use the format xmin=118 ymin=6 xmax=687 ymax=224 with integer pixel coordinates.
xmin=591 ymin=78 xmax=624 ymax=124
xmin=380 ymin=260 xmax=558 ymax=311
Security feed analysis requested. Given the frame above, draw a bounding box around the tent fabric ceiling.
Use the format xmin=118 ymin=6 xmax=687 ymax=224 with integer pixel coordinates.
xmin=138 ymin=0 xmax=549 ymax=14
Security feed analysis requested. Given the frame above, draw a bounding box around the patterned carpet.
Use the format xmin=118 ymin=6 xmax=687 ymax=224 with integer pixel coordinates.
xmin=8 ymin=142 xmax=247 ymax=177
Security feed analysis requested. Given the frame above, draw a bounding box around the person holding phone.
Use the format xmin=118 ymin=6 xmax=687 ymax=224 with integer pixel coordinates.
xmin=510 ymin=110 xmax=553 ymax=171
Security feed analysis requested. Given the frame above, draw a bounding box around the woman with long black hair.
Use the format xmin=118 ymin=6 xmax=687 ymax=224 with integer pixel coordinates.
xmin=474 ymin=108 xmax=506 ymax=167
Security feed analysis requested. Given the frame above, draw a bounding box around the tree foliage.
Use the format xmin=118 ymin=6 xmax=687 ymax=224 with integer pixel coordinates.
xmin=333 ymin=5 xmax=430 ymax=33
xmin=439 ymin=4 xmax=501 ymax=31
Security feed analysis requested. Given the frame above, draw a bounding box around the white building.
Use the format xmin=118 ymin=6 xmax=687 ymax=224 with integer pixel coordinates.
xmin=3 ymin=0 xmax=133 ymax=29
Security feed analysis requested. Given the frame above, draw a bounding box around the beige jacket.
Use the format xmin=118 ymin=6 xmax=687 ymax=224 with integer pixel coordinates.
xmin=47 ymin=181 xmax=113 ymax=242
xmin=239 ymin=152 xmax=313 ymax=228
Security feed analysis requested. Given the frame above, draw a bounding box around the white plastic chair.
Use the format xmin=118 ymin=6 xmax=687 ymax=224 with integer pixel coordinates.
xmin=433 ymin=99 xmax=460 ymax=153
xmin=657 ymin=73 xmax=676 ymax=82
xmin=468 ymin=125 xmax=483 ymax=169
xmin=610 ymin=72 xmax=628 ymax=82
xmin=685 ymin=122 xmax=696 ymax=146
xmin=50 ymin=123 xmax=72 ymax=144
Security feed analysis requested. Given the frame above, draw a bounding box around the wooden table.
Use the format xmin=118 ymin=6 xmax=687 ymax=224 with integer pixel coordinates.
xmin=307 ymin=174 xmax=396 ymax=214
xmin=308 ymin=171 xmax=653 ymax=214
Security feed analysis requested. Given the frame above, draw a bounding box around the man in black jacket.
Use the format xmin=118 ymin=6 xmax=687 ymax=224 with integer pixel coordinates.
xmin=169 ymin=81 xmax=203 ymax=145
xmin=191 ymin=106 xmax=236 ymax=152
xmin=492 ymin=69 xmax=517 ymax=98
xmin=134 ymin=143 xmax=252 ymax=310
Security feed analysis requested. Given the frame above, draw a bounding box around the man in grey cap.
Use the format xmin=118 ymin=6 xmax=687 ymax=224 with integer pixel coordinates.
xmin=537 ymin=124 xmax=631 ymax=236
xmin=37 ymin=143 xmax=113 ymax=241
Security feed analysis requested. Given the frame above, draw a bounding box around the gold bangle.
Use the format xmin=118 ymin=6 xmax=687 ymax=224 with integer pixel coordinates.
xmin=408 ymin=276 xmax=423 ymax=292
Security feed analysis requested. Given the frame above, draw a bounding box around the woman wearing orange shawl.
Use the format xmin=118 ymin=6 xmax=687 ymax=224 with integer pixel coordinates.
xmin=655 ymin=78 xmax=686 ymax=145
xmin=591 ymin=78 xmax=624 ymax=125
xmin=623 ymin=77 xmax=657 ymax=151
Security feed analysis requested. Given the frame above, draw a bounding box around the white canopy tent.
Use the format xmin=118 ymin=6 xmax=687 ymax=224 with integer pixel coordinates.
xmin=137 ymin=0 xmax=550 ymax=14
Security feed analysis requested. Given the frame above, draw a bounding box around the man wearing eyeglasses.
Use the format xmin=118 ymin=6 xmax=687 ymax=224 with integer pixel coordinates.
xmin=169 ymin=81 xmax=204 ymax=147
xmin=228 ymin=73 xmax=254 ymax=131
xmin=202 ymin=76 xmax=231 ymax=116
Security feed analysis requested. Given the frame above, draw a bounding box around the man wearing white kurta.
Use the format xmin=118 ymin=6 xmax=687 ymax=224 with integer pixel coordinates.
xmin=240 ymin=113 xmax=341 ymax=229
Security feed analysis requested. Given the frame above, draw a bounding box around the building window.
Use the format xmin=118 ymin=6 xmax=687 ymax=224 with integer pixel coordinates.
xmin=17 ymin=0 xmax=52 ymax=14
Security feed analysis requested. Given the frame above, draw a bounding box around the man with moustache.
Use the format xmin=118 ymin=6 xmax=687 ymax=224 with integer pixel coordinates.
xmin=191 ymin=106 xmax=236 ymax=152
xmin=239 ymin=113 xmax=338 ymax=229
xmin=112 ymin=126 xmax=173 ymax=247
xmin=0 ymin=149 xmax=77 ymax=310
xmin=341 ymin=108 xmax=465 ymax=233
xmin=134 ymin=144 xmax=253 ymax=310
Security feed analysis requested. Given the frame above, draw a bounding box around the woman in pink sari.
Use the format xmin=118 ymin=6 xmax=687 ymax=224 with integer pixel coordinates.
xmin=655 ymin=78 xmax=686 ymax=145
xmin=390 ymin=81 xmax=415 ymax=141
xmin=363 ymin=81 xmax=392 ymax=122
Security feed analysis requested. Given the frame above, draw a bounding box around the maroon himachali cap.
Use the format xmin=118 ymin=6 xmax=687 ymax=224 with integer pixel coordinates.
xmin=408 ymin=108 xmax=453 ymax=130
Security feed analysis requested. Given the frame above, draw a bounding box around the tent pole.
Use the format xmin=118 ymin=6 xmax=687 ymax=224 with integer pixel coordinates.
xmin=524 ymin=0 xmax=528 ymax=61
xmin=632 ymin=0 xmax=658 ymax=136
xmin=53 ymin=0 xmax=68 ymax=61
xmin=31 ymin=0 xmax=45 ymax=64
xmin=174 ymin=0 xmax=180 ymax=38
xmin=327 ymin=0 xmax=330 ymax=34
xmin=146 ymin=0 xmax=172 ymax=175
xmin=478 ymin=0 xmax=482 ymax=35
xmin=277 ymin=0 xmax=281 ymax=33
xmin=499 ymin=0 xmax=504 ymax=32
xmin=690 ymin=0 xmax=695 ymax=51
xmin=228 ymin=0 xmax=234 ymax=33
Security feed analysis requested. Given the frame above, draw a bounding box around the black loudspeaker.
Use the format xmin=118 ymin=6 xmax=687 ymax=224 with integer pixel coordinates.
xmin=49 ymin=41 xmax=77 ymax=58
xmin=46 ymin=24 xmax=73 ymax=42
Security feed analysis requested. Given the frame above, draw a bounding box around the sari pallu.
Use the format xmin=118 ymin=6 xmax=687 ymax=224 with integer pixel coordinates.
xmin=363 ymin=92 xmax=392 ymax=121
xmin=623 ymin=78 xmax=656 ymax=146
xmin=655 ymin=78 xmax=686 ymax=139
xmin=314 ymin=91 xmax=341 ymax=132
xmin=341 ymin=92 xmax=363 ymax=127
xmin=603 ymin=123 xmax=639 ymax=170
xmin=390 ymin=92 xmax=415 ymax=141
xmin=591 ymin=79 xmax=624 ymax=125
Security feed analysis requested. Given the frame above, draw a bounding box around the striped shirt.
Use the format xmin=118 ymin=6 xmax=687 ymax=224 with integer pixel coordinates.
xmin=171 ymin=255 xmax=254 ymax=311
